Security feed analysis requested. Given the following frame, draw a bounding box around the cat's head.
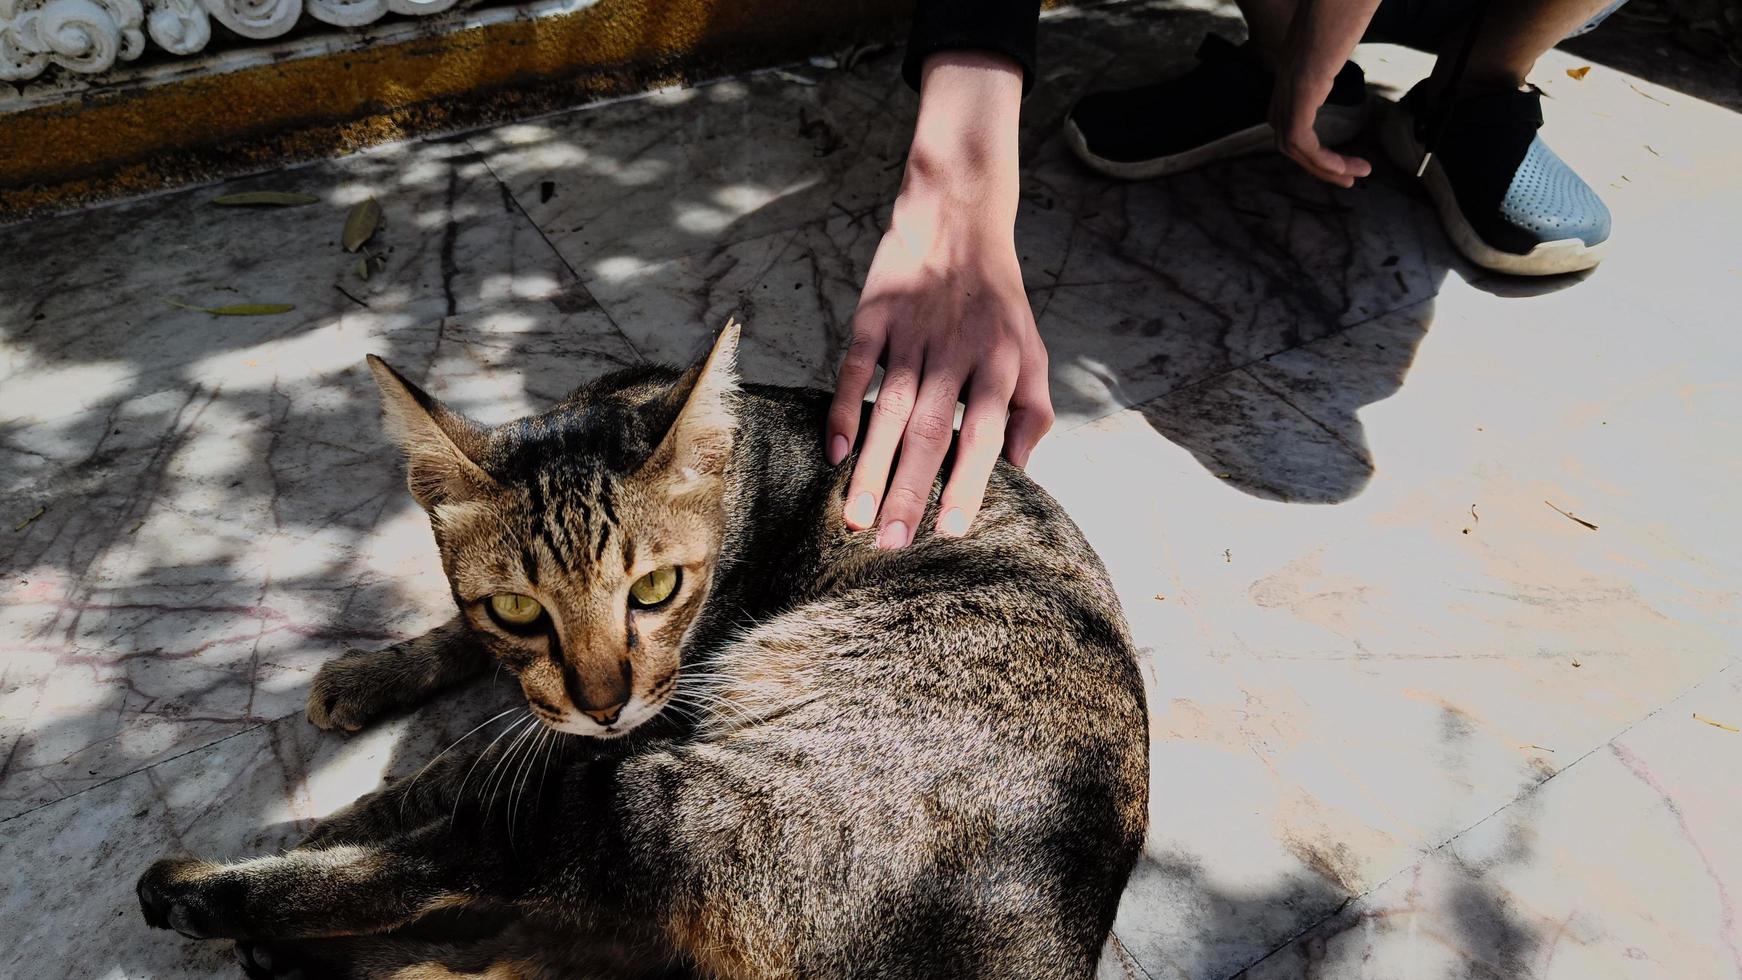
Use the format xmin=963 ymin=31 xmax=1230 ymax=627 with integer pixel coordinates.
xmin=367 ymin=322 xmax=741 ymax=738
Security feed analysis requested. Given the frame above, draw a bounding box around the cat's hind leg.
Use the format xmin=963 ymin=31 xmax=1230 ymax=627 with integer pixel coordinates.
xmin=137 ymin=828 xmax=486 ymax=942
xmin=309 ymin=615 xmax=490 ymax=732
xmin=139 ymin=728 xmax=562 ymax=942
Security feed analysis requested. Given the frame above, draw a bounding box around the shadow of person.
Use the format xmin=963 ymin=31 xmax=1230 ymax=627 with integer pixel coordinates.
xmin=1005 ymin=3 xmax=1612 ymax=507
xmin=1097 ymin=120 xmax=1600 ymax=505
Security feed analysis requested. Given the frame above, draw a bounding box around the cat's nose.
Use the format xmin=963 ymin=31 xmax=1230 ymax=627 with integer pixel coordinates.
xmin=581 ymin=702 xmax=625 ymax=726
xmin=560 ymin=656 xmax=631 ymax=726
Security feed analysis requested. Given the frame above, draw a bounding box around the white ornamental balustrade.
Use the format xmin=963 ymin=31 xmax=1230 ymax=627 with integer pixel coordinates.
xmin=2 ymin=0 xmax=144 ymax=80
xmin=0 ymin=0 xmax=461 ymax=81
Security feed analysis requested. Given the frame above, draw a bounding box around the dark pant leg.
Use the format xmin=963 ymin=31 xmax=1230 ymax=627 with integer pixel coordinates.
xmin=1363 ymin=0 xmax=1630 ymax=50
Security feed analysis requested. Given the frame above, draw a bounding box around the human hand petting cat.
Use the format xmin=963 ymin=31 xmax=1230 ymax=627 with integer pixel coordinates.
xmin=827 ymin=51 xmax=1052 ymax=549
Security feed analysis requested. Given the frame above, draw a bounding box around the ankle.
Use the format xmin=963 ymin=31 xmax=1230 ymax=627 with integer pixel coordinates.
xmin=1417 ymin=69 xmax=1525 ymax=105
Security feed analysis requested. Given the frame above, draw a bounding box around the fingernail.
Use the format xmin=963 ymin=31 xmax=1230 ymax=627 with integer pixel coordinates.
xmin=877 ymin=520 xmax=911 ymax=550
xmin=938 ymin=508 xmax=970 ymax=536
xmin=845 ymin=491 xmax=877 ymax=529
xmin=827 ymin=434 xmax=849 ymax=466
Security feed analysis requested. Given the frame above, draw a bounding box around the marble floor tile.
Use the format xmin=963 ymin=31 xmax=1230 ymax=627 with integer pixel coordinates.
xmin=1027 ymin=318 xmax=1738 ymax=977
xmin=1239 ymin=664 xmax=1742 ymax=980
xmin=1 ymin=137 xmax=580 ymax=429
xmin=573 ymin=213 xmax=873 ymax=390
xmin=0 ymin=296 xmax=640 ymax=818
xmin=1242 ymin=276 xmax=1742 ymax=614
xmin=0 ymin=678 xmax=527 ymax=979
xmin=469 ymin=68 xmax=912 ymax=277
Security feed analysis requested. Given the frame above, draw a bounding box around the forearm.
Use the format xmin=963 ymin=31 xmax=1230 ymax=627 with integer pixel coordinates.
xmin=901 ymin=52 xmax=1024 ymax=225
xmin=903 ymin=0 xmax=1042 ymax=93
xmin=1282 ymin=0 xmax=1383 ymax=66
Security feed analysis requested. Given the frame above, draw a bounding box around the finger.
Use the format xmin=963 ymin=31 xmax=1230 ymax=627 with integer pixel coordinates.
xmin=843 ymin=350 xmax=920 ymax=531
xmin=1301 ymin=140 xmax=1371 ymax=181
xmin=876 ymin=371 xmax=967 ymax=549
xmin=1280 ymin=125 xmax=1369 ymax=187
xmin=1002 ymin=343 xmax=1053 ymax=469
xmin=826 ymin=317 xmax=887 ymax=466
xmin=936 ymin=367 xmax=1016 ymax=537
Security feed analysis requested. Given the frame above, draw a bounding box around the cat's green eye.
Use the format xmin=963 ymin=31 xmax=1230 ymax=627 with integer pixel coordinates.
xmin=489 ymin=592 xmax=544 ymax=626
xmin=629 ymin=567 xmax=680 ymax=609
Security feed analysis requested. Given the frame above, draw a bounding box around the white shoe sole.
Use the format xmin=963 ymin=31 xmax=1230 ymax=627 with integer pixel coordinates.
xmin=1064 ymin=101 xmax=1369 ymax=181
xmin=1380 ymin=103 xmax=1607 ymax=277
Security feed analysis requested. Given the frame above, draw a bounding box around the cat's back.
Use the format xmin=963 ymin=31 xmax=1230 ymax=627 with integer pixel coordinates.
xmin=734 ymin=382 xmax=1131 ymax=651
xmin=712 ymin=382 xmax=1148 ymax=836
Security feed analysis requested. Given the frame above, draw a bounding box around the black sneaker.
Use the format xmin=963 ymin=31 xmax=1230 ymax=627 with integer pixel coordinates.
xmin=1065 ymin=34 xmax=1368 ymax=180
xmin=1382 ymin=81 xmax=1610 ymax=275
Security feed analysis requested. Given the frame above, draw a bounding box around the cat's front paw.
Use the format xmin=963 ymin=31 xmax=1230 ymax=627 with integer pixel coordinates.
xmin=138 ymin=857 xmax=237 ymax=939
xmin=306 ymin=650 xmax=399 ymax=733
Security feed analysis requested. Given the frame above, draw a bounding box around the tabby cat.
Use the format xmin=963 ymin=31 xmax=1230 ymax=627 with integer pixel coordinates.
xmin=137 ymin=322 xmax=1150 ymax=979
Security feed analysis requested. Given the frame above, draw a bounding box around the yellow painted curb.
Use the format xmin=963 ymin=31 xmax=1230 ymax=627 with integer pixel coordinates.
xmin=0 ymin=0 xmax=909 ymax=220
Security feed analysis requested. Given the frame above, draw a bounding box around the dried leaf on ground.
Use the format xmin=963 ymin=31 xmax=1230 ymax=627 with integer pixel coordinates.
xmin=13 ymin=506 xmax=45 ymax=531
xmin=1544 ymin=500 xmax=1599 ymax=530
xmin=164 ymin=299 xmax=296 ymax=316
xmin=1628 ymin=82 xmax=1671 ymax=106
xmin=1566 ymin=65 xmax=1592 ymax=80
xmin=342 ymin=198 xmax=382 ymax=252
xmin=1694 ymin=713 xmax=1740 ymax=733
xmin=213 ymin=191 xmax=320 ymax=207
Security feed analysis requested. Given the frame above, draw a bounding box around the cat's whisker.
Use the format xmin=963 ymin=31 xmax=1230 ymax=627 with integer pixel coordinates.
xmin=452 ymin=713 xmax=533 ymax=829
xmin=534 ymin=731 xmax=569 ymax=813
xmin=656 ymin=700 xmax=706 ymax=730
xmin=501 ymin=720 xmax=545 ymax=817
xmin=509 ymin=727 xmax=549 ymax=845
xmin=668 ymin=689 xmax=742 ymax=711
xmin=505 ymin=730 xmax=531 ymax=853
xmin=483 ymin=719 xmax=541 ymax=824
xmin=658 ymin=699 xmax=701 ymax=720
xmin=523 ymin=728 xmax=554 ymax=823
xmin=527 ymin=728 xmax=559 ymax=819
xmin=666 ymin=689 xmax=761 ymax=731
xmin=398 ymin=706 xmax=522 ymax=822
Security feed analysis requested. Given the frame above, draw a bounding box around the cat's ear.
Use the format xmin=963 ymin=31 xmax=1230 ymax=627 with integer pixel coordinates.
xmin=366 ymin=355 xmax=497 ymax=509
xmin=641 ymin=318 xmax=741 ymax=497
